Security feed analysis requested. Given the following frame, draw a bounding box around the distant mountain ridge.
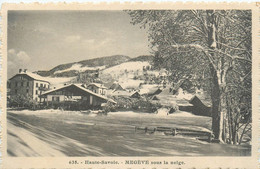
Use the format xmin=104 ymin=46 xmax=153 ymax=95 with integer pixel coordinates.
xmin=128 ymin=55 xmax=154 ymax=62
xmin=36 ymin=55 xmax=131 ymax=77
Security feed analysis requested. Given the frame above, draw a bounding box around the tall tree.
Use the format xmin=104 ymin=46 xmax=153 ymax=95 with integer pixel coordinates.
xmin=127 ymin=10 xmax=251 ymax=143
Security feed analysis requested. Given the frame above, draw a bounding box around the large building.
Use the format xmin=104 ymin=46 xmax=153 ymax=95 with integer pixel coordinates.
xmin=8 ymin=69 xmax=50 ymax=102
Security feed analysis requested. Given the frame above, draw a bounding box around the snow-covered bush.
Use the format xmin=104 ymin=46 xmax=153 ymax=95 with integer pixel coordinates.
xmin=102 ymin=102 xmax=117 ymax=113
xmin=113 ymin=97 xmax=162 ymax=113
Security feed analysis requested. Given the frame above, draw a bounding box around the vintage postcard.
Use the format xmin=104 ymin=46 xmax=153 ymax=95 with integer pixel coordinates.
xmin=1 ymin=2 xmax=259 ymax=169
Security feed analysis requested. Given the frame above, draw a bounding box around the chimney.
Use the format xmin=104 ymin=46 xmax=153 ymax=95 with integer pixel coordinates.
xmin=24 ymin=69 xmax=27 ymax=73
xmin=19 ymin=69 xmax=22 ymax=73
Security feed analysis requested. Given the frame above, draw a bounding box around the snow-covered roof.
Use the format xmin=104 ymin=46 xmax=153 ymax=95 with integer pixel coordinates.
xmin=108 ymin=90 xmax=131 ymax=97
xmin=109 ymin=83 xmax=124 ymax=90
xmin=189 ymin=94 xmax=212 ymax=107
xmin=141 ymin=87 xmax=162 ymax=95
xmin=87 ymin=83 xmax=107 ymax=89
xmin=40 ymin=84 xmax=116 ymax=104
xmin=158 ymin=87 xmax=173 ymax=96
xmin=130 ymin=90 xmax=140 ymax=94
xmin=9 ymin=72 xmax=50 ymax=83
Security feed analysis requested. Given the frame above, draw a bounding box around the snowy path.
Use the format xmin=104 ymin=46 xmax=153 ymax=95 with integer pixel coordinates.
xmin=8 ymin=114 xmax=108 ymax=156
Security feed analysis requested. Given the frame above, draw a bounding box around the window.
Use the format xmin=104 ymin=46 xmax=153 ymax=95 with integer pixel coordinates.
xmin=36 ymin=90 xmax=38 ymax=95
xmin=40 ymin=84 xmax=43 ymax=87
xmin=35 ymin=97 xmax=38 ymax=102
xmin=27 ymin=82 xmax=29 ymax=87
xmin=48 ymin=85 xmax=50 ymax=89
xmin=15 ymin=82 xmax=18 ymax=87
xmin=56 ymin=97 xmax=60 ymax=102
xmin=90 ymin=95 xmax=93 ymax=105
xmin=36 ymin=83 xmax=38 ymax=87
xmin=21 ymin=82 xmax=23 ymax=87
xmin=44 ymin=84 xmax=46 ymax=88
xmin=15 ymin=89 xmax=17 ymax=94
xmin=52 ymin=96 xmax=55 ymax=101
xmin=26 ymin=89 xmax=29 ymax=93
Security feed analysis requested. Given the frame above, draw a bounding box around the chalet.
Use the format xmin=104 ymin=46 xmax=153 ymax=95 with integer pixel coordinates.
xmin=86 ymin=83 xmax=107 ymax=96
xmin=109 ymin=83 xmax=124 ymax=91
xmin=146 ymin=88 xmax=162 ymax=97
xmin=8 ymin=69 xmax=50 ymax=102
xmin=130 ymin=91 xmax=141 ymax=99
xmin=159 ymin=87 xmax=173 ymax=96
xmin=189 ymin=95 xmax=212 ymax=117
xmin=107 ymin=90 xmax=131 ymax=98
xmin=156 ymin=87 xmax=193 ymax=108
xmin=40 ymin=84 xmax=116 ymax=109
xmin=151 ymin=95 xmax=159 ymax=100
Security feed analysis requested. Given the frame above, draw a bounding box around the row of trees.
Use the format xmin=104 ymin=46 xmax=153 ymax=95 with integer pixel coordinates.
xmin=8 ymin=94 xmax=38 ymax=109
xmin=127 ymin=10 xmax=252 ymax=144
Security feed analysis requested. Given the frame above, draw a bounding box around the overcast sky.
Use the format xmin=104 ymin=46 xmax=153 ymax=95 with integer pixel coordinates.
xmin=8 ymin=10 xmax=150 ymax=77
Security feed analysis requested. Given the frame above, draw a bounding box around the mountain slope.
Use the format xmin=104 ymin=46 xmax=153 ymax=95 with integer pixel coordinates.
xmin=128 ymin=55 xmax=154 ymax=62
xmin=36 ymin=55 xmax=131 ymax=77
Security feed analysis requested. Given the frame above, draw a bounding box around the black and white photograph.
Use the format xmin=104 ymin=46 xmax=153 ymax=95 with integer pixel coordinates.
xmin=5 ymin=7 xmax=253 ymax=160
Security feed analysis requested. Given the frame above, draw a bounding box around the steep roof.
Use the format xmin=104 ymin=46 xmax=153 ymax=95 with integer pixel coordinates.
xmin=158 ymin=87 xmax=173 ymax=96
xmin=151 ymin=95 xmax=159 ymax=100
xmin=146 ymin=88 xmax=162 ymax=96
xmin=87 ymin=83 xmax=107 ymax=89
xmin=189 ymin=94 xmax=212 ymax=107
xmin=108 ymin=90 xmax=131 ymax=97
xmin=41 ymin=84 xmax=116 ymax=104
xmin=9 ymin=72 xmax=50 ymax=83
xmin=130 ymin=91 xmax=141 ymax=98
xmin=109 ymin=83 xmax=124 ymax=91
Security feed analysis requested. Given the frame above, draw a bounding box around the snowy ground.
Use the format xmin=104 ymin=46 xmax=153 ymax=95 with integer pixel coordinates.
xmin=54 ymin=64 xmax=106 ymax=75
xmin=7 ymin=109 xmax=251 ymax=156
xmin=44 ymin=76 xmax=76 ymax=88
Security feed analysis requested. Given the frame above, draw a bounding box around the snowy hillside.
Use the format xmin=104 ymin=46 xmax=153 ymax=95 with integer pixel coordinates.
xmin=102 ymin=61 xmax=150 ymax=75
xmin=36 ymin=55 xmax=130 ymax=77
xmin=43 ymin=76 xmax=76 ymax=88
xmin=101 ymin=61 xmax=151 ymax=89
xmin=34 ymin=55 xmax=157 ymax=89
xmin=54 ymin=64 xmax=105 ymax=74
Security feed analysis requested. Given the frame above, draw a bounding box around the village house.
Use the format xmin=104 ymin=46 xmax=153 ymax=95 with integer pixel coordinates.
xmin=189 ymin=95 xmax=212 ymax=117
xmin=8 ymin=69 xmax=50 ymax=102
xmin=130 ymin=91 xmax=141 ymax=99
xmin=86 ymin=83 xmax=107 ymax=95
xmin=107 ymin=90 xmax=131 ymax=98
xmin=40 ymin=84 xmax=116 ymax=109
xmin=145 ymin=88 xmax=162 ymax=97
xmin=109 ymin=83 xmax=124 ymax=91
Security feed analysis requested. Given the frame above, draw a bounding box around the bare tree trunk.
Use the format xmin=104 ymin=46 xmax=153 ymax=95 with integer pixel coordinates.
xmin=210 ymin=65 xmax=224 ymax=142
xmin=232 ymin=122 xmax=238 ymax=144
xmin=207 ymin=10 xmax=226 ymax=143
xmin=226 ymin=97 xmax=233 ymax=144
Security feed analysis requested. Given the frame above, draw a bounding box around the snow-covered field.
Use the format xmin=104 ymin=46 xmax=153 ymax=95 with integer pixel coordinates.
xmin=101 ymin=61 xmax=150 ymax=88
xmin=102 ymin=61 xmax=150 ymax=75
xmin=7 ymin=109 xmax=251 ymax=156
xmin=43 ymin=76 xmax=76 ymax=88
